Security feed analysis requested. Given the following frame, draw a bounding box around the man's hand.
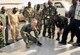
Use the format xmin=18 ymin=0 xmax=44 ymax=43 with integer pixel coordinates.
xmin=23 ymin=31 xmax=30 ymax=36
xmin=30 ymin=31 xmax=35 ymax=37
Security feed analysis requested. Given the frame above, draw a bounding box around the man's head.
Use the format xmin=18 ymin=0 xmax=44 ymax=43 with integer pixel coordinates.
xmin=28 ymin=2 xmax=31 ymax=8
xmin=31 ymin=18 xmax=37 ymax=28
xmin=37 ymin=4 xmax=40 ymax=10
xmin=12 ymin=7 xmax=18 ymax=14
xmin=1 ymin=7 xmax=5 ymax=14
xmin=43 ymin=3 xmax=47 ymax=8
xmin=72 ymin=0 xmax=77 ymax=5
xmin=48 ymin=1 xmax=53 ymax=7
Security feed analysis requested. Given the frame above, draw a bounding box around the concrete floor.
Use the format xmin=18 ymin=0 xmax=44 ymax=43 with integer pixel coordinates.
xmin=0 ymin=37 xmax=80 ymax=55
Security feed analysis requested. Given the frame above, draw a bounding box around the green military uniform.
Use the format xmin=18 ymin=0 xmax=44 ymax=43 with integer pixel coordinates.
xmin=0 ymin=21 xmax=4 ymax=47
xmin=34 ymin=9 xmax=42 ymax=34
xmin=41 ymin=7 xmax=48 ymax=37
xmin=0 ymin=14 xmax=6 ymax=46
xmin=45 ymin=6 xmax=57 ymax=38
xmin=23 ymin=7 xmax=34 ymax=23
xmin=0 ymin=16 xmax=4 ymax=47
xmin=20 ymin=24 xmax=39 ymax=44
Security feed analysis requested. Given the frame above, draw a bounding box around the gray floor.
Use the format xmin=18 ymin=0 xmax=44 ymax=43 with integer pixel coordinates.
xmin=0 ymin=37 xmax=80 ymax=55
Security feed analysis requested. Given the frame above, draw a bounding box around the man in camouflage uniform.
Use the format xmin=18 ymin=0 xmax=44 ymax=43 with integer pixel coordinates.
xmin=20 ymin=18 xmax=42 ymax=48
xmin=41 ymin=3 xmax=48 ymax=37
xmin=43 ymin=1 xmax=57 ymax=38
xmin=23 ymin=2 xmax=34 ymax=23
xmin=0 ymin=7 xmax=9 ymax=46
xmin=34 ymin=4 xmax=42 ymax=34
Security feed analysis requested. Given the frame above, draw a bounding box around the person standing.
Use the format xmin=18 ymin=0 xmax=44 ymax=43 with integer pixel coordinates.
xmin=34 ymin=4 xmax=42 ymax=34
xmin=0 ymin=14 xmax=5 ymax=47
xmin=42 ymin=3 xmax=48 ymax=37
xmin=59 ymin=0 xmax=77 ymax=45
xmin=8 ymin=7 xmax=19 ymax=42
xmin=0 ymin=7 xmax=9 ymax=45
xmin=59 ymin=0 xmax=80 ymax=46
xmin=72 ymin=0 xmax=80 ymax=46
xmin=45 ymin=1 xmax=57 ymax=38
xmin=67 ymin=0 xmax=77 ymax=43
xmin=23 ymin=2 xmax=34 ymax=23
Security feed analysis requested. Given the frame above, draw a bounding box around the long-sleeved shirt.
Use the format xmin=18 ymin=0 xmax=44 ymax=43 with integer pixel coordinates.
xmin=20 ymin=24 xmax=39 ymax=38
xmin=75 ymin=2 xmax=80 ymax=20
xmin=68 ymin=4 xmax=77 ymax=19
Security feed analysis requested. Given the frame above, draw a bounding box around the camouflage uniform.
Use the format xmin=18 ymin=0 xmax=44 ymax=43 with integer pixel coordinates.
xmin=34 ymin=9 xmax=42 ymax=33
xmin=0 ymin=15 xmax=5 ymax=47
xmin=0 ymin=14 xmax=6 ymax=41
xmin=45 ymin=6 xmax=57 ymax=38
xmin=23 ymin=7 xmax=34 ymax=23
xmin=41 ymin=8 xmax=48 ymax=37
xmin=0 ymin=21 xmax=4 ymax=47
xmin=20 ymin=24 xmax=39 ymax=44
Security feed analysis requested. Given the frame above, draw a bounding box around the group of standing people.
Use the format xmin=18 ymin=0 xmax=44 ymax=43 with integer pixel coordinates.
xmin=59 ymin=0 xmax=80 ymax=46
xmin=21 ymin=1 xmax=68 ymax=48
xmin=0 ymin=7 xmax=20 ymax=47
xmin=21 ymin=0 xmax=80 ymax=48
